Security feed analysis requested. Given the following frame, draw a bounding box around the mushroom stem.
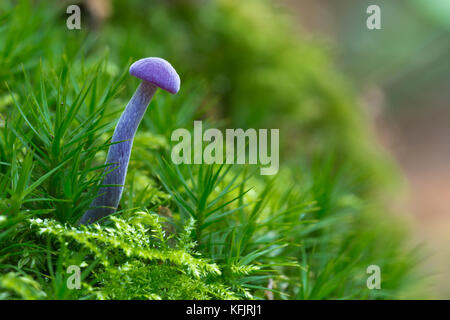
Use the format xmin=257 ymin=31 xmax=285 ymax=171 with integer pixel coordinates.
xmin=79 ymin=81 xmax=157 ymax=225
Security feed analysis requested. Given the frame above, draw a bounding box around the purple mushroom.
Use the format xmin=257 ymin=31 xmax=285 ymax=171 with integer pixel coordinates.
xmin=78 ymin=57 xmax=180 ymax=225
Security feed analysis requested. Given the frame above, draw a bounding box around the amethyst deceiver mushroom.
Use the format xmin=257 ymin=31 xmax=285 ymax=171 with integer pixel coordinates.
xmin=78 ymin=57 xmax=180 ymax=225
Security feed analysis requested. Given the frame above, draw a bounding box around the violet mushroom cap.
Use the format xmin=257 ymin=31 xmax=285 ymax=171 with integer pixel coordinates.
xmin=130 ymin=58 xmax=180 ymax=94
xmin=78 ymin=57 xmax=180 ymax=225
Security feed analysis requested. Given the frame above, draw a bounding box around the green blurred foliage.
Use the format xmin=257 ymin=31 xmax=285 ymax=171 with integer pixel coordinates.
xmin=104 ymin=0 xmax=398 ymax=191
xmin=327 ymin=0 xmax=450 ymax=109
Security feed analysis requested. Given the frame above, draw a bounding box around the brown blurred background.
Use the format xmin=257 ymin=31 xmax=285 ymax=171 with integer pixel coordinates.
xmin=280 ymin=0 xmax=450 ymax=297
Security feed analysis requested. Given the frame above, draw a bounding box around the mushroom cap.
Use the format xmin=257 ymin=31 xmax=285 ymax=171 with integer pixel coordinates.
xmin=129 ymin=57 xmax=180 ymax=94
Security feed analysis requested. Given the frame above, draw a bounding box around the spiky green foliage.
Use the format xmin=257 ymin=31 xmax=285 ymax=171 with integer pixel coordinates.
xmin=0 ymin=272 xmax=46 ymax=300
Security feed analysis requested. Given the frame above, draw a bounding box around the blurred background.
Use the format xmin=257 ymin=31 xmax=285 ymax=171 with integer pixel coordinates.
xmin=280 ymin=0 xmax=450 ymax=297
